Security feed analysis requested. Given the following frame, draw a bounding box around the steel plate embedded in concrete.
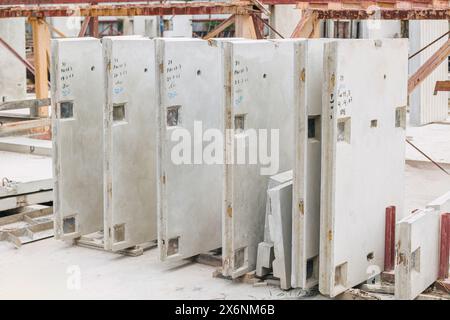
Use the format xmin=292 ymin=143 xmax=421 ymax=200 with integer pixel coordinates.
xmin=320 ymin=39 xmax=408 ymax=297
xmin=156 ymin=39 xmax=223 ymax=261
xmin=222 ymin=40 xmax=299 ymax=278
xmin=292 ymin=39 xmax=331 ymax=289
xmin=395 ymin=208 xmax=441 ymax=300
xmin=51 ymin=38 xmax=104 ymax=240
xmin=103 ymin=36 xmax=157 ymax=251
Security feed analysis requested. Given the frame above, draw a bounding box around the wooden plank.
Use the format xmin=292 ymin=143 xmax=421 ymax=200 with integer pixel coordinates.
xmin=202 ymin=15 xmax=235 ymax=40
xmin=0 ymin=98 xmax=51 ymax=112
xmin=408 ymin=38 xmax=450 ymax=94
xmin=439 ymin=213 xmax=450 ymax=279
xmin=384 ymin=206 xmax=396 ymax=271
xmin=29 ymin=17 xmax=50 ymax=118
xmin=235 ymin=14 xmax=257 ymax=39
xmin=0 ymin=118 xmax=51 ymax=136
xmin=290 ymin=11 xmax=320 ymax=38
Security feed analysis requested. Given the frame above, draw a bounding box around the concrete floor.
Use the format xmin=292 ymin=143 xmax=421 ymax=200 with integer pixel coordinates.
xmin=0 ymin=122 xmax=449 ymax=300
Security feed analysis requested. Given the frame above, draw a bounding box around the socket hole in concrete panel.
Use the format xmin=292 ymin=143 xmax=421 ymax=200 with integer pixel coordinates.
xmin=196 ymin=70 xmax=201 ymax=76
xmin=370 ymin=119 xmax=378 ymax=128
xmin=91 ymin=66 xmax=95 ymax=71
xmin=337 ymin=117 xmax=351 ymax=143
xmin=395 ymin=106 xmax=406 ymax=129
xmin=384 ymin=74 xmax=387 ymax=79
xmin=113 ymin=103 xmax=126 ymax=122
xmin=366 ymin=252 xmax=374 ymax=261
xmin=60 ymin=101 xmax=74 ymax=119
xmin=234 ymin=247 xmax=247 ymax=269
xmin=167 ymin=237 xmax=179 ymax=256
xmin=412 ymin=247 xmax=421 ymax=272
xmin=167 ymin=105 xmax=181 ymax=127
xmin=306 ymin=255 xmax=319 ymax=280
xmin=263 ymin=74 xmax=267 ymax=79
xmin=144 ymin=68 xmax=148 ymax=73
xmin=235 ymin=114 xmax=246 ymax=133
xmin=63 ymin=216 xmax=76 ymax=234
xmin=334 ymin=262 xmax=348 ymax=288
xmin=308 ymin=116 xmax=321 ymax=141
xmin=113 ymin=224 xmax=125 ymax=243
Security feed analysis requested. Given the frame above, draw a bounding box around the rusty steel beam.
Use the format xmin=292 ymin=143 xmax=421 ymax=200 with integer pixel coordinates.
xmin=0 ymin=3 xmax=254 ymax=18
xmin=1 ymin=0 xmax=159 ymax=4
xmin=312 ymin=8 xmax=450 ymax=19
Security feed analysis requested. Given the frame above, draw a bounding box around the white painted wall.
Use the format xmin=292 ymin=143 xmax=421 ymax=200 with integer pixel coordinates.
xmin=0 ymin=18 xmax=26 ymax=102
xmin=409 ymin=20 xmax=449 ymax=126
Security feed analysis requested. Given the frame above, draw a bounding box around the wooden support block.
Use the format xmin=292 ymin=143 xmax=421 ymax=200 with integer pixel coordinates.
xmin=235 ymin=14 xmax=257 ymax=39
xmin=384 ymin=205 xmax=396 ymax=271
xmin=438 ymin=213 xmax=450 ymax=279
xmin=290 ymin=11 xmax=320 ymax=38
xmin=28 ymin=17 xmax=50 ymax=118
xmin=381 ymin=270 xmax=395 ymax=284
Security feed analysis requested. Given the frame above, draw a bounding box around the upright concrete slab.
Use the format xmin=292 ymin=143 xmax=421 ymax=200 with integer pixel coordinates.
xmin=51 ymin=38 xmax=104 ymax=240
xmin=222 ymin=40 xmax=299 ymax=278
xmin=395 ymin=208 xmax=441 ymax=300
xmin=102 ymin=36 xmax=157 ymax=251
xmin=156 ymin=38 xmax=223 ymax=261
xmin=0 ymin=18 xmax=26 ymax=102
xmin=409 ymin=20 xmax=448 ymax=126
xmin=320 ymin=39 xmax=408 ymax=297
xmin=292 ymin=39 xmax=330 ymax=289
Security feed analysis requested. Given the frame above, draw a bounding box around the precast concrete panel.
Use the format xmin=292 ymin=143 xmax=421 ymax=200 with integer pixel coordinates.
xmin=51 ymin=38 xmax=104 ymax=240
xmin=0 ymin=18 xmax=26 ymax=102
xmin=103 ymin=36 xmax=157 ymax=251
xmin=292 ymin=39 xmax=330 ymax=289
xmin=320 ymin=39 xmax=408 ymax=297
xmin=395 ymin=208 xmax=441 ymax=300
xmin=156 ymin=38 xmax=223 ymax=261
xmin=222 ymin=40 xmax=299 ymax=278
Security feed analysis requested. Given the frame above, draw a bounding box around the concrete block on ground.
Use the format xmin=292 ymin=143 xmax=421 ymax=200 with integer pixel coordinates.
xmin=221 ymin=40 xmax=298 ymax=278
xmin=256 ymin=170 xmax=292 ymax=279
xmin=292 ymin=39 xmax=331 ymax=289
xmin=268 ymin=180 xmax=293 ymax=290
xmin=102 ymin=36 xmax=157 ymax=251
xmin=320 ymin=39 xmax=408 ymax=297
xmin=51 ymin=38 xmax=104 ymax=240
xmin=156 ymin=38 xmax=223 ymax=261
xmin=0 ymin=18 xmax=26 ymax=102
xmin=395 ymin=208 xmax=441 ymax=300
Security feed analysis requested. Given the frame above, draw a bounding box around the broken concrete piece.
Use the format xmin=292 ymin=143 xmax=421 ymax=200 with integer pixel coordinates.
xmin=395 ymin=208 xmax=441 ymax=300
xmin=268 ymin=180 xmax=293 ymax=290
xmin=319 ymin=39 xmax=408 ymax=297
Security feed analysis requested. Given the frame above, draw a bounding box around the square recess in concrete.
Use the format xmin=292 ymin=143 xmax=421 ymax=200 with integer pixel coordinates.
xmin=51 ymin=38 xmax=104 ymax=240
xmin=221 ymin=40 xmax=299 ymax=278
xmin=102 ymin=36 xmax=158 ymax=251
xmin=395 ymin=208 xmax=440 ymax=300
xmin=319 ymin=39 xmax=408 ymax=297
xmin=292 ymin=39 xmax=331 ymax=289
xmin=156 ymin=39 xmax=223 ymax=261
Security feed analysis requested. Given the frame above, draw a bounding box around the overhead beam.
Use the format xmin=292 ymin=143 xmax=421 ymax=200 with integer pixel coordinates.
xmin=312 ymin=8 xmax=450 ymax=20
xmin=0 ymin=3 xmax=254 ymax=18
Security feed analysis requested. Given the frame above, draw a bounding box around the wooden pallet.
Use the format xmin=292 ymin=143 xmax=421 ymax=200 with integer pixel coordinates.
xmin=74 ymin=231 xmax=157 ymax=257
xmin=0 ymin=204 xmax=53 ymax=248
